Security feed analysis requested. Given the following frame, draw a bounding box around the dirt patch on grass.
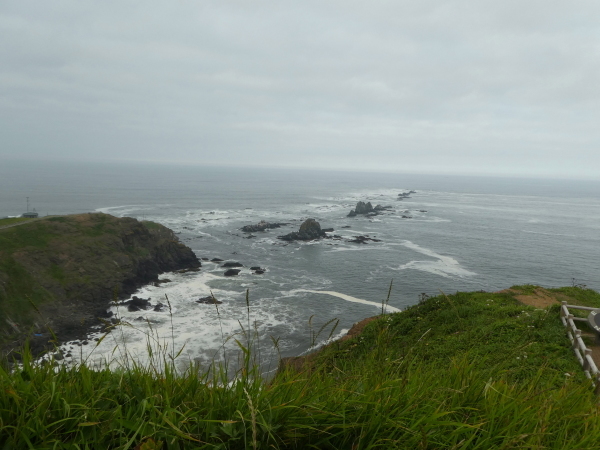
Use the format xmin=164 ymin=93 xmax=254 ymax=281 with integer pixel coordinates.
xmin=499 ymin=287 xmax=560 ymax=309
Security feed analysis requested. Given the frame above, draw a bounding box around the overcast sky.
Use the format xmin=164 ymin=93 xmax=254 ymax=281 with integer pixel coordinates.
xmin=1 ymin=1 xmax=599 ymax=178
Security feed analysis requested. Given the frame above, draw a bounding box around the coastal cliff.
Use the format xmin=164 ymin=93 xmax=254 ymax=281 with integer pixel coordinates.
xmin=0 ymin=213 xmax=200 ymax=355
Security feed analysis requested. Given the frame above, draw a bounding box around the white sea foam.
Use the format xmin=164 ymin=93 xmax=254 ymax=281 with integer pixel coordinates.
xmin=389 ymin=241 xmax=477 ymax=279
xmin=95 ymin=205 xmax=157 ymax=216
xmin=56 ymin=271 xmax=301 ymax=370
xmin=294 ymin=289 xmax=401 ymax=313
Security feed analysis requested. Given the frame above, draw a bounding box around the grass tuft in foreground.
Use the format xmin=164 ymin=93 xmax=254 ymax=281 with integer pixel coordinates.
xmin=2 ymin=287 xmax=600 ymax=448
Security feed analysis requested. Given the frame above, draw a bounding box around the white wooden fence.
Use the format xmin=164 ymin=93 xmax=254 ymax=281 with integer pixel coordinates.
xmin=559 ymin=301 xmax=600 ymax=391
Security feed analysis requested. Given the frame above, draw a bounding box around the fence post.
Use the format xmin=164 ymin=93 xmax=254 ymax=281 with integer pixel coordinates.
xmin=573 ymin=329 xmax=582 ymax=352
xmin=584 ymin=349 xmax=592 ymax=372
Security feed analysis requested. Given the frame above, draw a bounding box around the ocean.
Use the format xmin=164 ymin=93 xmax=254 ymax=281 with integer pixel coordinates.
xmin=1 ymin=160 xmax=599 ymax=372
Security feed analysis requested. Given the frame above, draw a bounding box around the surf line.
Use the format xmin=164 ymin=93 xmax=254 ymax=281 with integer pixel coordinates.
xmin=298 ymin=290 xmax=401 ymax=313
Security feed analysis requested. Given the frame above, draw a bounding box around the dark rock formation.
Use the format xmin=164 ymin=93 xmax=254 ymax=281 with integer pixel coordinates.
xmin=253 ymin=270 xmax=265 ymax=275
xmin=347 ymin=235 xmax=382 ymax=244
xmin=278 ymin=219 xmax=327 ymax=241
xmin=241 ymin=221 xmax=289 ymax=232
xmin=211 ymin=258 xmax=224 ymax=262
xmin=397 ymin=190 xmax=416 ymax=200
xmin=176 ymin=267 xmax=201 ymax=274
xmin=224 ymin=269 xmax=241 ymax=276
xmin=250 ymin=266 xmax=262 ymax=271
xmin=196 ymin=296 xmax=222 ymax=305
xmin=123 ymin=296 xmax=151 ymax=312
xmin=222 ymin=262 xmax=243 ymax=268
xmin=347 ymin=202 xmax=391 ymax=217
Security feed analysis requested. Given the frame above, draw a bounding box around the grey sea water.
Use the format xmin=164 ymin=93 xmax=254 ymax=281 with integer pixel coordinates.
xmin=1 ymin=160 xmax=599 ymax=371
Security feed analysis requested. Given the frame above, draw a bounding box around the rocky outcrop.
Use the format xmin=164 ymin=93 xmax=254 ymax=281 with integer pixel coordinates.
xmin=347 ymin=235 xmax=382 ymax=244
xmin=241 ymin=221 xmax=289 ymax=233
xmin=278 ymin=219 xmax=328 ymax=241
xmin=397 ymin=190 xmax=416 ymax=200
xmin=222 ymin=262 xmax=243 ymax=268
xmin=196 ymin=295 xmax=222 ymax=305
xmin=224 ymin=269 xmax=241 ymax=276
xmin=0 ymin=213 xmax=201 ymax=357
xmin=347 ymin=202 xmax=392 ymax=217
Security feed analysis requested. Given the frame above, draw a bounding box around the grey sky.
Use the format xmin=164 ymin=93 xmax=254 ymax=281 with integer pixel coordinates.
xmin=1 ymin=1 xmax=599 ymax=178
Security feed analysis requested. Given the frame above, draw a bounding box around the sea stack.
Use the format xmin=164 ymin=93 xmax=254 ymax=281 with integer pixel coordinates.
xmin=278 ymin=218 xmax=328 ymax=241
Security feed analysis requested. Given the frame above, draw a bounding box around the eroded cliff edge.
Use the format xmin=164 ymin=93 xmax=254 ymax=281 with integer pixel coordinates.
xmin=0 ymin=213 xmax=200 ymax=357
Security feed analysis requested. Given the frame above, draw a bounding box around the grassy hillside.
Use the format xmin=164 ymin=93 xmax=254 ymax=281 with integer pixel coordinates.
xmin=1 ymin=286 xmax=600 ymax=448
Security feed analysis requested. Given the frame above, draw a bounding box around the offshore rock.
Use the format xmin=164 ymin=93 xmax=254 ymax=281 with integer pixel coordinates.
xmin=224 ymin=269 xmax=241 ymax=276
xmin=348 ymin=201 xmax=392 ymax=217
xmin=347 ymin=235 xmax=382 ymax=244
xmin=196 ymin=296 xmax=222 ymax=305
xmin=278 ymin=219 xmax=327 ymax=241
xmin=222 ymin=261 xmax=243 ymax=268
xmin=241 ymin=221 xmax=289 ymax=232
xmin=397 ymin=190 xmax=416 ymax=200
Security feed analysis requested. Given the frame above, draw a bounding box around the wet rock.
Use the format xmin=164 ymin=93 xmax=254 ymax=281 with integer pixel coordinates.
xmin=241 ymin=221 xmax=289 ymax=232
xmin=250 ymin=266 xmax=262 ymax=271
xmin=397 ymin=190 xmax=416 ymax=200
xmin=153 ymin=302 xmax=165 ymax=312
xmin=222 ymin=261 xmax=243 ymax=268
xmin=211 ymin=258 xmax=224 ymax=262
xmin=124 ymin=296 xmax=151 ymax=312
xmin=347 ymin=235 xmax=382 ymax=244
xmin=177 ymin=267 xmax=201 ymax=274
xmin=196 ymin=295 xmax=222 ymax=305
xmin=224 ymin=269 xmax=241 ymax=276
xmin=253 ymin=270 xmax=265 ymax=275
xmin=278 ymin=219 xmax=327 ymax=241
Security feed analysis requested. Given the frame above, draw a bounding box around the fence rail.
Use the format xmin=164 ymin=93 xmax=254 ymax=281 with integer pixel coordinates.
xmin=560 ymin=301 xmax=600 ymax=391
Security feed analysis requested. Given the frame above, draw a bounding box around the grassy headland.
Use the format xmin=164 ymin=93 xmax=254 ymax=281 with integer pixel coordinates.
xmin=0 ymin=213 xmax=200 ymax=357
xmin=1 ymin=286 xmax=600 ymax=448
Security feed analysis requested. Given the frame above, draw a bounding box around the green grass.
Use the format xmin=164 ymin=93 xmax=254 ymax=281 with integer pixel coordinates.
xmin=0 ymin=217 xmax=31 ymax=227
xmin=0 ymin=221 xmax=57 ymax=252
xmin=1 ymin=287 xmax=600 ymax=448
xmin=0 ymin=258 xmax=54 ymax=334
xmin=142 ymin=220 xmax=162 ymax=230
xmin=550 ymin=286 xmax=600 ymax=308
